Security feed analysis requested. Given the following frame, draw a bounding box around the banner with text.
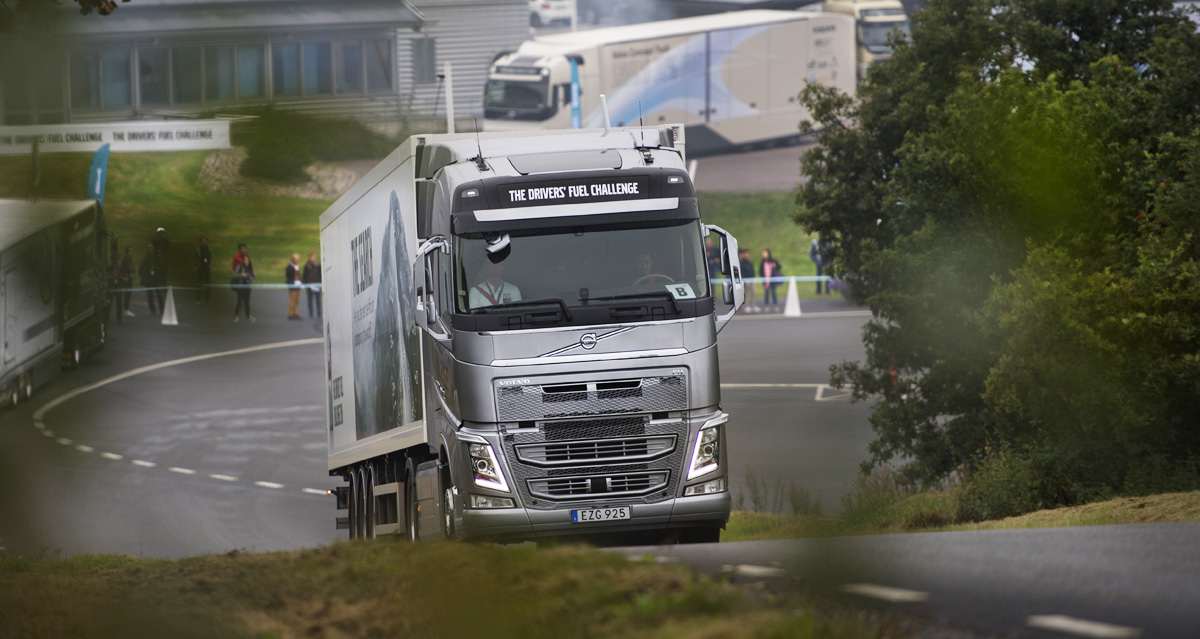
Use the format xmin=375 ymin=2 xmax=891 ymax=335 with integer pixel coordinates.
xmin=0 ymin=120 xmax=231 ymax=155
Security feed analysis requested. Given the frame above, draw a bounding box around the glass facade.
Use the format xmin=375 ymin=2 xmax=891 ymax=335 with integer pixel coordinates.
xmin=172 ymin=46 xmax=203 ymax=104
xmin=139 ymin=48 xmax=169 ymax=105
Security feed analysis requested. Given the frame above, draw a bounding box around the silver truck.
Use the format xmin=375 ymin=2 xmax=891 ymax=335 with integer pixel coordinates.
xmin=321 ymin=125 xmax=744 ymax=543
xmin=1 ymin=198 xmax=110 ymax=407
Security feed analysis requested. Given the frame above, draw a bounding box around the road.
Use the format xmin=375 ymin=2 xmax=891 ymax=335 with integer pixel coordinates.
xmin=0 ymin=289 xmax=874 ymax=558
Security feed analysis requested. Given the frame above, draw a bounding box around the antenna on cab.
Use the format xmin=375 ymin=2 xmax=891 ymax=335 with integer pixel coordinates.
xmin=472 ymin=118 xmax=488 ymax=171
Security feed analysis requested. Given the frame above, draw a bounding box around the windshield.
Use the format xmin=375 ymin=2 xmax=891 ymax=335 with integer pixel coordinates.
xmin=484 ymin=78 xmax=550 ymax=112
xmin=455 ymin=220 xmax=710 ymax=314
xmin=860 ymin=19 xmax=911 ymax=51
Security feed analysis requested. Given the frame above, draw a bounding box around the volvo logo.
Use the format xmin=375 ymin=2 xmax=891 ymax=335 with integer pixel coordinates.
xmin=580 ymin=333 xmax=598 ymax=350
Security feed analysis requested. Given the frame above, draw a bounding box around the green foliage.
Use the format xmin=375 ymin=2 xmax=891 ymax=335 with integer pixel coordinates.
xmin=797 ymin=0 xmax=1200 ymax=513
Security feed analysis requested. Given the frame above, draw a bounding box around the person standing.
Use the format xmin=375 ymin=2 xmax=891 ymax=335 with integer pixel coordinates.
xmin=285 ymin=253 xmax=302 ymax=319
xmin=119 ymin=246 xmax=135 ymax=317
xmin=809 ymin=235 xmax=831 ymax=295
xmin=139 ymin=243 xmax=159 ymax=316
xmin=195 ymin=235 xmax=213 ymax=304
xmin=760 ymin=248 xmax=783 ymax=313
xmin=303 ymin=252 xmax=322 ymax=318
xmin=151 ymin=227 xmax=169 ymax=312
xmin=738 ymin=248 xmax=757 ymax=313
xmin=232 ymin=243 xmax=255 ymax=323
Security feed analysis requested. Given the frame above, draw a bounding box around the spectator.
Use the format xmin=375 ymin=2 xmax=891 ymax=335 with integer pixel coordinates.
xmin=119 ymin=246 xmax=135 ymax=317
xmin=232 ymin=243 xmax=255 ymax=323
xmin=759 ymin=248 xmax=783 ymax=313
xmin=738 ymin=248 xmax=757 ymax=313
xmin=303 ymin=252 xmax=322 ymax=318
xmin=139 ymin=243 xmax=158 ymax=316
xmin=151 ymin=227 xmax=169 ymax=312
xmin=705 ymin=236 xmax=724 ymax=298
xmin=195 ymin=235 xmax=213 ymax=304
xmin=809 ymin=235 xmax=832 ymax=295
xmin=285 ymin=253 xmax=302 ymax=320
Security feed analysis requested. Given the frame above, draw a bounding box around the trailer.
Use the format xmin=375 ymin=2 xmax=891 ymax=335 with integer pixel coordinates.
xmin=322 ymin=124 xmax=746 ymax=543
xmin=1 ymin=199 xmax=109 ymax=407
xmin=483 ymin=10 xmax=855 ymax=155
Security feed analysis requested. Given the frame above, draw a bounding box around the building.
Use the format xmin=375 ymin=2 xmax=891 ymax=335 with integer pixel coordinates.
xmin=0 ymin=0 xmax=528 ymax=127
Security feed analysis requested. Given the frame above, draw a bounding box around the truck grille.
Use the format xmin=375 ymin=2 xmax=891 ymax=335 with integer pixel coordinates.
xmin=496 ymin=375 xmax=687 ymax=421
xmin=501 ymin=415 xmax=688 ymax=509
xmin=528 ymin=471 xmax=671 ymax=500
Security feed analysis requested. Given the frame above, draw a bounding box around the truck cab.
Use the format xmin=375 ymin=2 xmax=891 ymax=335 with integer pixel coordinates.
xmin=822 ymin=0 xmax=910 ymax=80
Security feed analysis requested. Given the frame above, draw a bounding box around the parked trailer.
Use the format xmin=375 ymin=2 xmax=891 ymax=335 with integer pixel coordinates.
xmin=483 ymin=10 xmax=855 ymax=155
xmin=0 ymin=199 xmax=109 ymax=407
xmin=322 ymin=125 xmax=746 ymax=542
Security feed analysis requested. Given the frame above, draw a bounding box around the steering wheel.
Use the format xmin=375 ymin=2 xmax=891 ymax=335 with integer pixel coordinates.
xmin=634 ymin=273 xmax=676 ymax=286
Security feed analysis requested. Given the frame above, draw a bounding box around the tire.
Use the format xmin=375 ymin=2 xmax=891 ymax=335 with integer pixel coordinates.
xmin=98 ymin=322 xmax=107 ymax=348
xmin=441 ymin=465 xmax=456 ymax=541
xmin=405 ymin=459 xmax=419 ymax=542
xmin=363 ymin=466 xmax=376 ymax=540
xmin=348 ymin=470 xmax=360 ymax=540
xmin=8 ymin=386 xmax=17 ymax=408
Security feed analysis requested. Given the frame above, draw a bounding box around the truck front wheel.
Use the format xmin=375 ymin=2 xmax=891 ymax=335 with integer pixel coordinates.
xmin=441 ymin=465 xmax=456 ymax=541
xmin=405 ymin=459 xmax=419 ymax=542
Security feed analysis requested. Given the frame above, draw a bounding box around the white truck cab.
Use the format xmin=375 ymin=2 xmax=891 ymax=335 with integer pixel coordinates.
xmin=822 ymin=0 xmax=910 ymax=80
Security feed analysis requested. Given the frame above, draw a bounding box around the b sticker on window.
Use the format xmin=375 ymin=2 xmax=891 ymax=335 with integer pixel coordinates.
xmin=666 ymin=283 xmax=696 ymax=299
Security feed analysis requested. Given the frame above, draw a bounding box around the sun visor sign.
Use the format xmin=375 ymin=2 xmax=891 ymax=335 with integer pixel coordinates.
xmin=500 ymin=177 xmax=650 ymax=208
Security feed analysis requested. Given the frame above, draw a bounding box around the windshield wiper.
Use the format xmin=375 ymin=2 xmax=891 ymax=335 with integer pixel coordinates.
xmin=477 ymin=298 xmax=573 ymax=321
xmin=587 ymin=292 xmax=680 ymax=315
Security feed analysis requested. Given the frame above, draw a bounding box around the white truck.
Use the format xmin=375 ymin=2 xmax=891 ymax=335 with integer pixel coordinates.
xmin=818 ymin=0 xmax=910 ymax=80
xmin=483 ymin=10 xmax=855 ymax=155
xmin=321 ymin=124 xmax=746 ymax=543
xmin=1 ymin=198 xmax=110 ymax=407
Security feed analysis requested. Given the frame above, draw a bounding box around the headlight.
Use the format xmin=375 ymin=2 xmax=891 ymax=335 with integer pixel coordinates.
xmin=687 ymin=424 xmax=721 ymax=480
xmin=470 ymin=494 xmax=516 ymax=509
xmin=469 ymin=442 xmax=510 ymax=492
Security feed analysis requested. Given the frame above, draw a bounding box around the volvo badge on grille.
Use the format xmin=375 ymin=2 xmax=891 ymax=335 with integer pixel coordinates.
xmin=580 ymin=333 xmax=598 ymax=350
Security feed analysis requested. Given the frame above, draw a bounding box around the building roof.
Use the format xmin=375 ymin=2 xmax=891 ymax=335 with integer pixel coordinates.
xmin=51 ymin=0 xmax=426 ymax=38
xmin=0 ymin=199 xmax=97 ymax=252
xmin=533 ymin=10 xmax=821 ymax=49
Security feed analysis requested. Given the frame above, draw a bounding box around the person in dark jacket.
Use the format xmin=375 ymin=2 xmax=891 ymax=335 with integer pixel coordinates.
xmin=119 ymin=246 xmax=135 ymax=317
xmin=231 ymin=243 xmax=255 ymax=323
xmin=759 ymin=248 xmax=783 ymax=313
xmin=738 ymin=248 xmax=758 ymax=313
xmin=139 ymin=243 xmax=159 ymax=316
xmin=303 ymin=252 xmax=322 ymax=318
xmin=195 ymin=235 xmax=213 ymax=304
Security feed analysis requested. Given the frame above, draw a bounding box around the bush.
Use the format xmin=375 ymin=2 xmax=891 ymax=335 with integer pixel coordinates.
xmin=233 ymin=108 xmax=401 ymax=183
xmin=956 ymin=448 xmax=1043 ymax=522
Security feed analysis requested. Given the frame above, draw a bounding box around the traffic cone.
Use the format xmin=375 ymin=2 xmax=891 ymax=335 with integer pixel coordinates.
xmin=783 ymin=278 xmax=801 ymax=317
xmin=161 ymin=286 xmax=179 ymax=326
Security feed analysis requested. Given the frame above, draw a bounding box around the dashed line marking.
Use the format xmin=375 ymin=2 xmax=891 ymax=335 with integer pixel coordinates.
xmin=75 ymin=444 xmax=94 ymax=453
xmin=302 ymin=488 xmax=327 ymax=495
xmin=168 ymin=467 xmax=196 ymax=475
xmin=131 ymin=460 xmax=157 ymax=468
xmin=41 ymin=430 xmax=55 ymax=438
xmin=209 ymin=474 xmax=238 ymax=482
xmin=56 ymin=437 xmax=73 ymax=445
xmin=840 ymin=583 xmax=929 ymax=603
xmin=101 ymin=452 xmax=123 ymax=461
xmin=722 ymin=564 xmax=787 ymax=578
xmin=1026 ymin=615 xmax=1142 ymax=639
xmin=255 ymin=481 xmax=284 ymax=489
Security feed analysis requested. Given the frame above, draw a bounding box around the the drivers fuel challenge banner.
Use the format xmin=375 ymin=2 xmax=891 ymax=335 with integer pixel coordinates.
xmin=0 ymin=120 xmax=231 ymax=155
xmin=500 ymin=176 xmax=651 ymax=208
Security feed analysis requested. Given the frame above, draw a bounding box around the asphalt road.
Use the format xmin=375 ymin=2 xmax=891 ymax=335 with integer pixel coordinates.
xmin=0 ymin=289 xmax=874 ymax=558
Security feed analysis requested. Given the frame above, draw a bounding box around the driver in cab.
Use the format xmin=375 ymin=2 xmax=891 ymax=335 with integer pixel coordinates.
xmin=469 ymin=259 xmax=522 ymax=309
xmin=633 ymin=251 xmax=672 ymax=286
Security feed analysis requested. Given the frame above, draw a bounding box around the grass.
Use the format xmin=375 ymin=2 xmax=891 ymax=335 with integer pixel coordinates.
xmin=0 ymin=152 xmax=328 ymax=287
xmin=0 ymin=540 xmax=890 ymax=639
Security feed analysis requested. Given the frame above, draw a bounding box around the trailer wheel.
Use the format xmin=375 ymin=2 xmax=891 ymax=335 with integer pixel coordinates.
xmin=22 ymin=374 xmax=32 ymax=400
xmin=8 ymin=385 xmax=17 ymax=408
xmin=405 ymin=459 xmax=419 ymax=542
xmin=348 ymin=470 xmax=360 ymax=540
xmin=98 ymin=322 xmax=107 ymax=348
xmin=363 ymin=466 xmax=376 ymax=540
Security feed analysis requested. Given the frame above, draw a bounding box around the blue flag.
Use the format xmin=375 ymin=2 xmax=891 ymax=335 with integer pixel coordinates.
xmin=86 ymin=143 xmax=110 ymax=205
xmin=569 ymin=58 xmax=582 ymax=129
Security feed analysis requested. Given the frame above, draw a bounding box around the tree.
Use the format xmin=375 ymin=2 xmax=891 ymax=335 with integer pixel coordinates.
xmin=1 ymin=0 xmax=129 ymax=32
xmin=796 ymin=0 xmax=1200 ymax=499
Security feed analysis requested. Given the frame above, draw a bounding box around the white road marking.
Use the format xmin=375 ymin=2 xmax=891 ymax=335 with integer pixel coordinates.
xmin=168 ymin=467 xmax=196 ymax=475
xmin=56 ymin=437 xmax=72 ymax=445
xmin=101 ymin=452 xmax=123 ymax=461
xmin=302 ymin=488 xmax=327 ymax=495
xmin=1027 ymin=615 xmax=1142 ymax=639
xmin=734 ymin=310 xmax=871 ymax=320
xmin=721 ymin=382 xmax=854 ymax=402
xmin=255 ymin=481 xmax=284 ymax=489
xmin=815 ymin=385 xmax=853 ymax=402
xmin=840 ymin=583 xmax=929 ymax=603
xmin=722 ymin=383 xmax=827 ymax=389
xmin=131 ymin=460 xmax=157 ymax=468
xmin=209 ymin=474 xmax=238 ymax=482
xmin=722 ymin=564 xmax=788 ymax=578
xmin=34 ymin=422 xmax=43 ymax=430
xmin=75 ymin=444 xmax=94 ymax=453
xmin=41 ymin=430 xmax=55 ymax=438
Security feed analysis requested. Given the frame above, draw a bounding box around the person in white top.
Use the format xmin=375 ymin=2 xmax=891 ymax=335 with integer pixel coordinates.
xmin=468 ymin=259 xmax=522 ymax=309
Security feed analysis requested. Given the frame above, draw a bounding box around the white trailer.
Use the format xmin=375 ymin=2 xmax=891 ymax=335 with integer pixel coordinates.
xmin=483 ymin=10 xmax=855 ymax=155
xmin=1 ymin=199 xmax=109 ymax=407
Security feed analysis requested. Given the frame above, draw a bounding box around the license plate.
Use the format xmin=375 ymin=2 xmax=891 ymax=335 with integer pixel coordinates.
xmin=571 ymin=506 xmax=631 ymax=523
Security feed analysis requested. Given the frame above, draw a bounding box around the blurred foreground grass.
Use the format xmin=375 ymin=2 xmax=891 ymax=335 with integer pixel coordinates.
xmin=0 ymin=540 xmax=890 ymax=639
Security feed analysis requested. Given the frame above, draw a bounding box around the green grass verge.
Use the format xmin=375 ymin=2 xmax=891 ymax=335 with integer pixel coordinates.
xmin=0 ymin=541 xmax=888 ymax=639
xmin=2 ymin=152 xmax=829 ymax=299
xmin=1 ymin=152 xmax=327 ymax=288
